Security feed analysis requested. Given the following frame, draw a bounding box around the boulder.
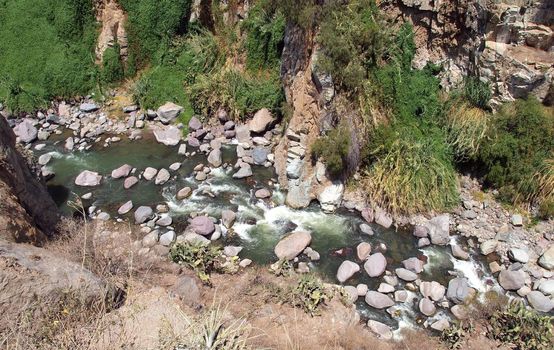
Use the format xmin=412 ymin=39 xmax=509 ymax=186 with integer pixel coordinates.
xmin=143 ymin=167 xmax=158 ymax=181
xmin=188 ymin=116 xmax=202 ymax=131
xmin=157 ymin=102 xmax=183 ymax=124
xmin=426 ymin=214 xmax=450 ymax=245
xmin=508 ymin=248 xmax=529 ymax=263
xmin=117 ymin=200 xmax=133 ymax=215
xmin=134 ymin=206 xmax=153 ymax=224
xmin=177 ymin=187 xmax=192 ymax=200
xmin=153 ymin=126 xmax=181 ymax=146
xmin=526 ymin=291 xmax=554 ymax=312
xmin=221 ymin=210 xmax=236 ymax=228
xmin=451 ymin=245 xmax=470 ymax=260
xmin=377 ymin=283 xmax=395 ymax=293
xmin=363 ymin=252 xmax=387 ymax=277
xmin=252 ymin=147 xmax=269 ymax=165
xmin=233 ymin=164 xmax=253 ymax=179
xmin=374 ymin=207 xmax=392 ymax=228
xmin=75 ymin=170 xmax=102 ymax=187
xmin=249 ymin=108 xmax=274 ymax=133
xmin=142 ymin=231 xmax=159 ymax=248
xmin=343 ymin=286 xmax=358 ymax=303
xmin=79 ymin=102 xmax=99 ymax=112
xmin=402 ymin=257 xmax=424 ymax=273
xmin=274 ymin=231 xmax=312 ymax=260
xmin=365 ymin=291 xmax=395 ymax=309
xmin=156 ymin=215 xmax=172 ymax=227
xmin=178 ymin=144 xmax=187 ymax=155
xmin=356 ymin=242 xmax=372 ymax=261
xmin=511 ymin=214 xmax=523 ymax=226
xmin=159 ymin=231 xmax=176 ymax=246
xmin=38 ymin=153 xmax=51 ymax=166
xmin=394 ymin=290 xmax=408 ymax=303
xmin=357 ymin=284 xmax=369 ymax=296
xmin=124 ymin=176 xmax=138 ymax=189
xmin=336 ymin=260 xmax=360 ymax=283
xmin=419 ymin=298 xmax=436 ymax=316
xmin=446 ymin=278 xmax=469 ymax=304
xmin=367 ymin=320 xmax=393 ymax=340
xmin=431 ymin=319 xmax=450 ymax=332
xmin=538 ymin=280 xmax=554 ymax=295
xmin=395 ymin=268 xmax=418 ymax=282
xmin=155 ymin=168 xmax=170 ymax=185
xmin=13 ymin=120 xmax=38 ymax=143
xmin=538 ymin=245 xmax=554 ymax=270
xmin=420 ymin=281 xmax=446 ymax=301
xmin=207 ymin=149 xmax=222 ymax=167
xmin=224 ymin=246 xmax=243 ymax=257
xmin=255 ymin=188 xmax=271 ymax=199
xmin=190 ymin=216 xmax=215 ymax=236
xmin=480 ymin=239 xmax=498 ymax=255
xmin=359 ymin=223 xmax=374 ymax=236
xmin=450 ymin=305 xmax=469 ymax=320
xmin=498 ymin=270 xmax=527 ymax=290
xmin=111 ymin=164 xmax=132 ymax=179
xmin=317 ymin=182 xmax=344 ymax=213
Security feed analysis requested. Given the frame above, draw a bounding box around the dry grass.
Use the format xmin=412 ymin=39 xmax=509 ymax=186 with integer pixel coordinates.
xmin=528 ymin=157 xmax=554 ymax=204
xmin=444 ymin=101 xmax=489 ymax=161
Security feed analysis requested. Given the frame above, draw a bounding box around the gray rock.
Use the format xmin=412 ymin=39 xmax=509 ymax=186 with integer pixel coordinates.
xmin=96 ymin=212 xmax=110 ymax=221
xmin=357 ymin=284 xmax=369 ymax=296
xmin=480 ymin=239 xmax=498 ymax=255
xmin=511 ymin=214 xmax=523 ymax=226
xmin=446 ymin=278 xmax=469 ymax=304
xmin=37 ymin=130 xmax=50 ymax=141
xmin=153 ymin=126 xmax=181 ymax=146
xmin=156 ymin=215 xmax=172 ymax=227
xmin=374 ymin=208 xmax=392 ymax=228
xmin=420 ymin=281 xmax=446 ymax=301
xmin=357 ymin=242 xmax=372 ymax=261
xmin=38 ymin=153 xmax=52 ymax=166
xmin=343 ymin=286 xmax=358 ymax=303
xmin=224 ymin=246 xmax=243 ymax=257
xmin=178 ymin=144 xmax=187 ymax=155
xmin=419 ymin=298 xmax=436 ymax=316
xmin=75 ymin=170 xmax=102 ymax=187
xmin=274 ymin=231 xmax=312 ymax=260
xmin=360 ymin=223 xmax=374 ymax=235
xmin=177 ymin=187 xmax=192 ymax=200
xmin=188 ymin=116 xmax=202 ymax=131
xmin=155 ymin=168 xmax=170 ymax=185
xmin=367 ymin=320 xmax=393 ymax=340
xmin=134 ymin=206 xmax=153 ymax=224
xmin=111 ymin=164 xmax=132 ymax=179
xmin=79 ymin=103 xmax=99 ymax=112
xmin=538 ymin=280 xmax=554 ymax=295
xmin=65 ymin=137 xmax=74 ymax=151
xmin=526 ymin=291 xmax=554 ymax=312
xmin=255 ymin=188 xmax=271 ymax=199
xmin=538 ymin=245 xmax=554 ymax=270
xmin=159 ymin=231 xmax=176 ymax=246
xmin=235 ymin=125 xmax=251 ymax=144
xmin=451 ymin=305 xmax=469 ymax=320
xmin=413 ymin=225 xmax=429 ymax=238
xmin=286 ymin=158 xmax=303 ymax=179
xmin=169 ymin=162 xmax=181 ymax=171
xmin=190 ymin=216 xmax=215 ymax=236
xmin=418 ymin=238 xmax=431 ymax=247
xmin=233 ymin=164 xmax=253 ymax=179
xmin=221 ymin=210 xmax=236 ymax=228
xmin=142 ymin=231 xmax=159 ymax=248
xmin=508 ymin=248 xmax=529 ymax=263
xmin=402 ymin=257 xmax=424 ymax=273
xmin=365 ymin=291 xmax=395 ymax=309
xmin=426 ymin=214 xmax=450 ymax=245
xmin=207 ymin=148 xmax=222 ymax=167
xmin=451 ymin=244 xmax=470 ymax=260
xmin=317 ymin=182 xmax=344 ymax=213
xmin=336 ymin=260 xmax=360 ymax=283
xmin=124 ymin=176 xmax=138 ymax=189
xmin=303 ymin=247 xmax=320 ymax=261
xmin=252 ymin=147 xmax=269 ymax=165
xmin=239 ymin=259 xmax=252 ymax=268
xmin=377 ymin=283 xmax=395 ymax=293
xmin=498 ymin=270 xmax=527 ymax=290
xmin=224 ymin=120 xmax=234 ymax=130
xmin=249 ymin=108 xmax=274 ymax=133
xmin=182 ymin=232 xmax=210 ymax=246
xmin=395 ymin=268 xmax=418 ymax=282
xmin=118 ymin=200 xmax=133 ymax=215
xmin=157 ymin=102 xmax=183 ymax=124
xmin=363 ymin=252 xmax=387 ymax=277
xmin=394 ymin=290 xmax=408 ymax=303
xmin=13 ymin=120 xmax=38 ymax=143
xmin=431 ymin=319 xmax=450 ymax=332
xmin=143 ymin=167 xmax=158 ymax=181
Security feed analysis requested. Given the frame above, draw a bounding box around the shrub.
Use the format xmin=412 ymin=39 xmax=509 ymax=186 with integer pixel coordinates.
xmin=317 ymin=0 xmax=388 ymax=91
xmin=242 ymin=1 xmax=285 ymax=71
xmin=289 ymin=275 xmax=331 ymax=316
xmin=312 ymin=123 xmax=351 ymax=178
xmin=364 ymin=124 xmax=458 ymax=214
xmin=444 ymin=100 xmax=489 ymax=161
xmin=488 ymin=300 xmax=553 ymax=350
xmin=101 ymin=44 xmax=124 ymax=84
xmin=463 ymin=77 xmax=491 ymax=110
xmin=538 ymin=199 xmax=554 ymax=219
xmin=477 ymin=97 xmax=554 ymax=204
xmin=132 ymin=65 xmax=190 ymax=111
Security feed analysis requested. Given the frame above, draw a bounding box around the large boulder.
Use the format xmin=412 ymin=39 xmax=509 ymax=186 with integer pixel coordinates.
xmin=526 ymin=291 xmax=554 ymax=312
xmin=221 ymin=210 xmax=236 ymax=228
xmin=249 ymin=108 xmax=275 ymax=133
xmin=75 ymin=170 xmax=102 ymax=187
xmin=420 ymin=281 xmax=446 ymax=302
xmin=367 ymin=320 xmax=393 ymax=340
xmin=207 ymin=149 xmax=222 ymax=168
xmin=155 ymin=168 xmax=170 ymax=185
xmin=274 ymin=231 xmax=312 ymax=260
xmin=111 ymin=164 xmax=132 ymax=179
xmin=365 ymin=291 xmax=395 ymax=309
xmin=446 ymin=277 xmax=469 ymax=304
xmin=356 ymin=242 xmax=372 ymax=261
xmin=189 ymin=216 xmax=215 ymax=236
xmin=395 ymin=268 xmax=418 ymax=282
xmin=336 ymin=260 xmax=360 ymax=283
xmin=252 ymin=147 xmax=269 ymax=165
xmin=498 ymin=269 xmax=527 ymax=291
xmin=402 ymin=257 xmax=424 ymax=273
xmin=157 ymin=102 xmax=183 ymax=124
xmin=419 ymin=298 xmax=436 ymax=316
xmin=79 ymin=102 xmax=99 ymax=112
xmin=13 ymin=120 xmax=37 ymax=143
xmin=153 ymin=126 xmax=181 ymax=146
xmin=117 ymin=200 xmax=133 ymax=215
xmin=188 ymin=116 xmax=202 ymax=131
xmin=426 ymin=214 xmax=450 ymax=245
xmin=508 ymin=248 xmax=529 ymax=263
xmin=134 ymin=206 xmax=153 ymax=224
xmin=233 ymin=164 xmax=253 ymax=179
xmin=538 ymin=245 xmax=554 ymax=270
xmin=363 ymin=252 xmax=387 ymax=277
xmin=317 ymin=182 xmax=344 ymax=213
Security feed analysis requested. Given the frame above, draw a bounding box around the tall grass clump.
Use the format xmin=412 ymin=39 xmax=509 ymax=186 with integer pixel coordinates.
xmin=477 ymin=97 xmax=554 ymax=204
xmin=463 ymin=77 xmax=491 ymax=110
xmin=444 ymin=100 xmax=489 ymax=161
xmin=0 ymin=0 xmax=97 ymax=112
xmin=312 ymin=123 xmax=351 ymax=178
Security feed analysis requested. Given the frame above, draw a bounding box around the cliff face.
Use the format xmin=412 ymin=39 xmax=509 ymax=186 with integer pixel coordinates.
xmin=382 ymin=0 xmax=553 ymax=107
xmin=0 ymin=116 xmax=59 ymax=245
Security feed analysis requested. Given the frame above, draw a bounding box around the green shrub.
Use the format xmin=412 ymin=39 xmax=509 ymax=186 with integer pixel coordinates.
xmin=317 ymin=0 xmax=387 ymax=91
xmin=312 ymin=123 xmax=351 ymax=178
xmin=477 ymin=97 xmax=554 ymax=204
xmin=489 ymin=300 xmax=553 ymax=350
xmin=189 ymin=68 xmax=284 ymax=120
xmin=289 ymin=275 xmax=331 ymax=316
xmin=0 ymin=0 xmax=97 ymax=112
xmin=538 ymin=199 xmax=554 ymax=219
xmin=444 ymin=100 xmax=489 ymax=161
xmin=101 ymin=44 xmax=124 ymax=84
xmin=463 ymin=77 xmax=491 ymax=110
xmin=242 ymin=1 xmax=285 ymax=71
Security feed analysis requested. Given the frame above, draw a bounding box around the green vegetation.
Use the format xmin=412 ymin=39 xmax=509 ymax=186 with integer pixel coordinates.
xmin=477 ymin=97 xmax=554 ymax=204
xmin=444 ymin=100 xmax=489 ymax=161
xmin=463 ymin=77 xmax=491 ymax=110
xmin=489 ymin=300 xmax=553 ymax=350
xmin=312 ymin=123 xmax=351 ymax=178
xmin=289 ymin=275 xmax=331 ymax=316
xmin=0 ymin=0 xmax=97 ymax=112
xmin=101 ymin=44 xmax=124 ymax=84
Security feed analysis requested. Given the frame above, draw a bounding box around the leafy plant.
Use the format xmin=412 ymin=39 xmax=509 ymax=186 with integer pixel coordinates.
xmin=312 ymin=122 xmax=351 ymax=178
xmin=101 ymin=44 xmax=124 ymax=84
xmin=169 ymin=242 xmax=226 ymax=285
xmin=463 ymin=77 xmax=491 ymax=110
xmin=289 ymin=275 xmax=331 ymax=316
xmin=441 ymin=322 xmax=474 ymax=349
xmin=488 ymin=300 xmax=553 ymax=350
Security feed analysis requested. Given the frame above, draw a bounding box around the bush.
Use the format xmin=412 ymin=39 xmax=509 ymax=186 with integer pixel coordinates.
xmin=289 ymin=275 xmax=331 ymax=316
xmin=189 ymin=68 xmax=284 ymax=120
xmin=317 ymin=0 xmax=387 ymax=91
xmin=364 ymin=124 xmax=458 ymax=214
xmin=101 ymin=44 xmax=124 ymax=84
xmin=170 ymin=242 xmax=234 ymax=284
xmin=444 ymin=100 xmax=489 ymax=161
xmin=489 ymin=300 xmax=553 ymax=350
xmin=538 ymin=199 xmax=554 ymax=219
xmin=0 ymin=0 xmax=97 ymax=112
xmin=312 ymin=123 xmax=351 ymax=178
xmin=463 ymin=77 xmax=491 ymax=110
xmin=477 ymin=97 xmax=554 ymax=204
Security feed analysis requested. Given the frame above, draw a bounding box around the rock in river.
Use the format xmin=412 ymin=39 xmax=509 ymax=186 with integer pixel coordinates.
xmin=249 ymin=108 xmax=275 ymax=133
xmin=155 ymin=168 xmax=170 ymax=185
xmin=364 ymin=252 xmax=387 ymax=277
xmin=143 ymin=167 xmax=158 ymax=181
xmin=13 ymin=119 xmax=37 ymax=143
xmin=135 ymin=206 xmax=153 ymax=224
xmin=498 ymin=269 xmax=527 ymax=291
xmin=233 ymin=163 xmax=252 ymax=179
xmin=274 ymin=231 xmax=312 ymax=260
xmin=75 ymin=170 xmax=102 ymax=187
xmin=336 ymin=260 xmax=360 ymax=283
xmin=426 ymin=214 xmax=450 ymax=245
xmin=419 ymin=298 xmax=436 ymax=316
xmin=395 ymin=268 xmax=418 ymax=282
xmin=153 ymin=126 xmax=181 ymax=146
xmin=190 ymin=216 xmax=215 ymax=236
xmin=207 ymin=148 xmax=222 ymax=167
xmin=177 ymin=187 xmax=192 ymax=200
xmin=124 ymin=176 xmax=138 ymax=189
xmin=446 ymin=277 xmax=469 ymax=304
xmin=221 ymin=210 xmax=236 ymax=228
xmin=111 ymin=164 xmax=132 ymax=179
xmin=157 ymin=102 xmax=183 ymax=124
xmin=365 ymin=291 xmax=395 ymax=309
xmin=527 ymin=291 xmax=554 ymax=312
xmin=118 ymin=200 xmax=133 ymax=215
xmin=420 ymin=281 xmax=446 ymax=302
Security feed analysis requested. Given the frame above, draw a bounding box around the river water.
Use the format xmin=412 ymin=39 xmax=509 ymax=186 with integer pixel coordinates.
xmin=33 ymin=132 xmax=496 ymax=330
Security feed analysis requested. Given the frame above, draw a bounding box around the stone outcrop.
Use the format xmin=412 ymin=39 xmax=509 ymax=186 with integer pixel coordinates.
xmin=0 ymin=116 xmax=59 ymax=244
xmin=95 ymin=0 xmax=128 ymax=62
